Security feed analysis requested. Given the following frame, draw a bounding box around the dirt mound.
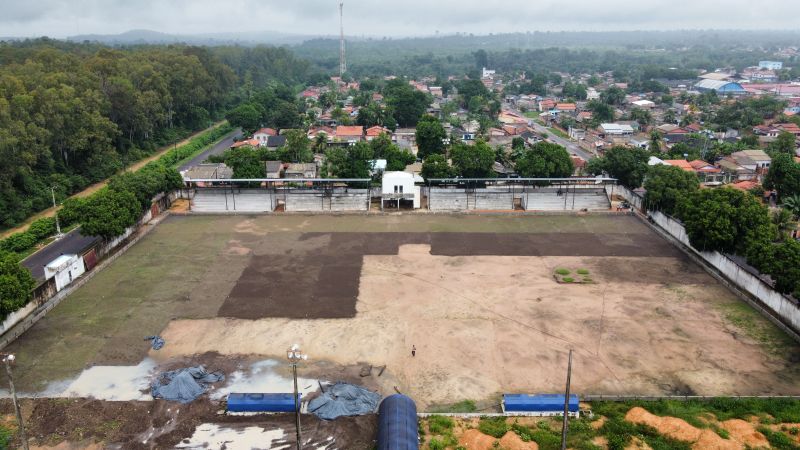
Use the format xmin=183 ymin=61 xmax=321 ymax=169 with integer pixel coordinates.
xmin=499 ymin=431 xmax=538 ymax=450
xmin=625 ymin=407 xmax=770 ymax=450
xmin=625 ymin=436 xmax=652 ymax=449
xmin=625 ymin=407 xmax=702 ymax=442
xmin=721 ymin=419 xmax=769 ymax=448
xmin=458 ymin=429 xmax=499 ymax=450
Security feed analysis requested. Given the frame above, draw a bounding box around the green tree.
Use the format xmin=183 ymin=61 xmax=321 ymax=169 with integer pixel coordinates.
xmin=325 ymin=142 xmax=374 ymax=178
xmin=586 ymin=146 xmax=649 ymax=188
xmin=764 ymin=153 xmax=800 ymax=200
xmin=384 ymin=79 xmax=431 ymax=127
xmin=450 ymin=140 xmax=495 ymax=178
xmin=781 ymin=194 xmax=800 ymax=219
xmin=209 ymin=146 xmax=265 ymax=178
xmin=415 ymin=115 xmax=447 ymax=159
xmin=762 ymin=240 xmax=800 ymax=296
xmin=79 ymin=189 xmax=142 ymax=239
xmin=421 ymin=154 xmax=453 ymax=180
xmin=643 ymin=165 xmax=699 ymax=215
xmin=225 ymin=103 xmax=262 ymax=133
xmin=0 ymin=250 xmax=35 ymax=319
xmin=587 ymin=100 xmax=615 ymax=123
xmin=600 ymin=85 xmax=626 ymax=105
xmin=676 ymin=188 xmax=775 ymax=254
xmin=514 ymin=142 xmax=574 ymax=179
xmin=768 ymin=131 xmax=797 ymax=154
xmin=283 ymin=129 xmax=313 ymax=163
xmin=629 ymin=108 xmax=653 ymax=128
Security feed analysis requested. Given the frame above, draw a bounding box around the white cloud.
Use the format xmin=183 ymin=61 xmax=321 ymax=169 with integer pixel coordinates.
xmin=0 ymin=0 xmax=797 ymax=38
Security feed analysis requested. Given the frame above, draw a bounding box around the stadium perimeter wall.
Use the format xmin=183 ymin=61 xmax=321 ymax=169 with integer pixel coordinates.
xmin=614 ymin=185 xmax=800 ymax=337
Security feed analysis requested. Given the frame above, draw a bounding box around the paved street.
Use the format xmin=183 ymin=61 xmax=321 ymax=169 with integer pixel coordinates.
xmin=505 ymin=104 xmax=595 ymax=161
xmin=22 ymin=228 xmax=99 ymax=281
xmin=178 ymin=128 xmax=242 ymax=172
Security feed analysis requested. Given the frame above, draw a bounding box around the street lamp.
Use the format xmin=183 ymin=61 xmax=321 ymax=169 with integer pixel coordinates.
xmin=287 ymin=344 xmax=308 ymax=450
xmin=1 ymin=353 xmax=28 ymax=450
xmin=50 ymin=186 xmax=63 ymax=240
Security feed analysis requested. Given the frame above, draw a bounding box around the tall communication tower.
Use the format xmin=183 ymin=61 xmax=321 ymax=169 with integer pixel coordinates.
xmin=339 ymin=2 xmax=346 ymax=76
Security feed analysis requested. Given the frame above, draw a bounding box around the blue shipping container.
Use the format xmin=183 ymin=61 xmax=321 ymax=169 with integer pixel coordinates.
xmin=503 ymin=394 xmax=579 ymax=413
xmin=377 ymin=394 xmax=418 ymax=450
xmin=227 ymin=393 xmax=300 ymax=413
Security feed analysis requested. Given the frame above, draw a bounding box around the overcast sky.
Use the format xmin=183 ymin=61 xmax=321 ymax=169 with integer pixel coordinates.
xmin=1 ymin=0 xmax=797 ymax=39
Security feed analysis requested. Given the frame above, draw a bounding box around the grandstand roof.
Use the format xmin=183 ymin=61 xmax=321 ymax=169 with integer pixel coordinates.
xmin=694 ymin=79 xmax=745 ymax=92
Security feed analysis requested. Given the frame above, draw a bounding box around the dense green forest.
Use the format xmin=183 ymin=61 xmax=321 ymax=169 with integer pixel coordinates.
xmin=295 ymin=31 xmax=800 ymax=80
xmin=0 ymin=39 xmax=318 ymax=228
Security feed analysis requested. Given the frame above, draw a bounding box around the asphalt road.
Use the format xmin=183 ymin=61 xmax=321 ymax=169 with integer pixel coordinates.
xmin=22 ymin=228 xmax=100 ymax=281
xmin=505 ymin=104 xmax=595 ymax=161
xmin=178 ymin=128 xmax=242 ymax=172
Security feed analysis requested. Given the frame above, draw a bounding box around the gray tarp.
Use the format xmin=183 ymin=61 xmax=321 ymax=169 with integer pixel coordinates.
xmin=151 ymin=366 xmax=224 ymax=403
xmin=308 ymin=383 xmax=381 ymax=420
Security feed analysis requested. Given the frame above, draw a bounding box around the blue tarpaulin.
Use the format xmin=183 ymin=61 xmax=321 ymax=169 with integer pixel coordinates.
xmin=144 ymin=336 xmax=165 ymax=350
xmin=151 ymin=366 xmax=224 ymax=403
xmin=308 ymin=383 xmax=380 ymax=420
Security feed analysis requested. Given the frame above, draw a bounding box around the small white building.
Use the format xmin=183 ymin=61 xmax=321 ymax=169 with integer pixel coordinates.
xmin=631 ymin=99 xmax=655 ymax=109
xmin=44 ymin=254 xmax=86 ymax=292
xmin=759 ymin=61 xmax=783 ymax=70
xmin=381 ymin=171 xmax=420 ymax=209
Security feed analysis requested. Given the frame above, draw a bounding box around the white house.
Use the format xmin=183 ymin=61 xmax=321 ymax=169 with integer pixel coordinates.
xmin=759 ymin=61 xmax=783 ymax=70
xmin=482 ymin=67 xmax=496 ymax=79
xmin=586 ymin=88 xmax=600 ymax=101
xmin=631 ymin=99 xmax=655 ymax=109
xmin=44 ymin=254 xmax=86 ymax=292
xmin=381 ymin=171 xmax=420 ymax=209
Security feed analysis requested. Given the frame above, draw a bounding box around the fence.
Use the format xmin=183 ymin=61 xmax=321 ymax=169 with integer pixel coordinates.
xmin=613 ymin=187 xmax=800 ymax=337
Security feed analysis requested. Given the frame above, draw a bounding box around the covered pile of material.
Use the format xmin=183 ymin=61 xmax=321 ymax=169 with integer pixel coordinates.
xmin=151 ymin=366 xmax=224 ymax=403
xmin=308 ymin=382 xmax=380 ymax=420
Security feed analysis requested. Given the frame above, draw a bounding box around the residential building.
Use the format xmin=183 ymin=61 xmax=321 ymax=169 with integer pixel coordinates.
xmin=284 ymin=163 xmax=318 ymax=179
xmin=231 ymin=138 xmax=259 ymax=149
xmin=265 ymin=161 xmax=283 ymax=179
xmin=730 ymin=150 xmax=771 ymax=175
xmin=366 ymin=126 xmax=392 ymax=141
xmin=599 ymin=123 xmax=634 ymax=136
xmin=265 ymin=135 xmax=287 ymax=150
xmin=254 ymin=128 xmax=278 ymax=146
xmin=759 ymin=61 xmax=783 ymax=70
xmin=334 ymin=125 xmax=364 ymax=143
xmin=183 ymin=163 xmax=234 ymax=181
xmin=45 ymin=254 xmax=86 ymax=292
xmin=662 ymin=159 xmax=695 ymax=172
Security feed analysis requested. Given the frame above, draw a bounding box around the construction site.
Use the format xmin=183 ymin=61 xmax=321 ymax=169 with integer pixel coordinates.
xmin=2 ymin=212 xmax=799 ymax=448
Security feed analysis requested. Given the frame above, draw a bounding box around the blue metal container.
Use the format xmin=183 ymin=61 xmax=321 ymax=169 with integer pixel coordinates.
xmin=503 ymin=394 xmax=579 ymax=413
xmin=227 ymin=393 xmax=300 ymax=413
xmin=377 ymin=394 xmax=418 ymax=450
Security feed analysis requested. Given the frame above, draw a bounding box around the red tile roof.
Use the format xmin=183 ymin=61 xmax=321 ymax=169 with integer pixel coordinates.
xmin=335 ymin=126 xmax=364 ymax=137
xmin=254 ymin=128 xmax=277 ymax=136
xmin=730 ymin=180 xmax=759 ymax=191
xmin=689 ymin=159 xmax=720 ymax=172
xmin=231 ymin=139 xmax=259 ymax=148
xmin=366 ymin=126 xmax=390 ymax=136
xmin=556 ymin=103 xmax=577 ymax=111
xmin=663 ymin=159 xmax=695 ymax=172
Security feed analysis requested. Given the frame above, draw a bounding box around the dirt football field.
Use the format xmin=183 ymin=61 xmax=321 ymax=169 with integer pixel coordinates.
xmin=5 ymin=214 xmax=800 ymax=410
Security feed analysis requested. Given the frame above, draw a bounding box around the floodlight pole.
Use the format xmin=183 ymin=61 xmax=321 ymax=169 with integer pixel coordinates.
xmin=50 ymin=186 xmax=63 ymax=240
xmin=287 ymin=344 xmax=307 ymax=450
xmin=2 ymin=354 xmax=28 ymax=450
xmin=561 ymin=349 xmax=573 ymax=450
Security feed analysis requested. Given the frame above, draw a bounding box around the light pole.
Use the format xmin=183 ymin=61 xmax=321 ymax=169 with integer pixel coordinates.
xmin=287 ymin=344 xmax=308 ymax=450
xmin=50 ymin=186 xmax=63 ymax=240
xmin=1 ymin=353 xmax=29 ymax=450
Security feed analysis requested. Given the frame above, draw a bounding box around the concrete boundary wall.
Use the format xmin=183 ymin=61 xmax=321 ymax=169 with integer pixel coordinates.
xmin=613 ymin=187 xmax=800 ymax=337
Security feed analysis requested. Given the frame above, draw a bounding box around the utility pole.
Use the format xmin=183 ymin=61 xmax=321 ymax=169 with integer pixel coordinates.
xmin=339 ymin=2 xmax=346 ymax=77
xmin=50 ymin=186 xmax=63 ymax=240
xmin=287 ymin=344 xmax=308 ymax=450
xmin=561 ymin=349 xmax=573 ymax=450
xmin=2 ymin=354 xmax=29 ymax=450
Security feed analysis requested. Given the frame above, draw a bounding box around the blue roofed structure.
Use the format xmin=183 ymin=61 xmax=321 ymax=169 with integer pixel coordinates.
xmin=694 ymin=79 xmax=746 ymax=95
xmin=377 ymin=395 xmax=418 ymax=450
xmin=503 ymin=394 xmax=580 ymax=417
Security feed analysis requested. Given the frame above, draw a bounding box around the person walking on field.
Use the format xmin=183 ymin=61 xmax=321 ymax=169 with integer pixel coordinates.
xmin=411 ymin=345 xmax=416 ymax=357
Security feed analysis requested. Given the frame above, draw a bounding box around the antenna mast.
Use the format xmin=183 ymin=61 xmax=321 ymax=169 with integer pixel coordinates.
xmin=339 ymin=2 xmax=346 ymax=76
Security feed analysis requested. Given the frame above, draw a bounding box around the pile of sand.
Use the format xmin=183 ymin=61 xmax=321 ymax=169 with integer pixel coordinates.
xmin=499 ymin=431 xmax=539 ymax=450
xmin=625 ymin=407 xmax=769 ymax=450
xmin=456 ymin=429 xmax=538 ymax=450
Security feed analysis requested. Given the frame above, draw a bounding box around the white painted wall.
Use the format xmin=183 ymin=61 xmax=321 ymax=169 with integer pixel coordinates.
xmin=45 ymin=255 xmax=86 ymax=292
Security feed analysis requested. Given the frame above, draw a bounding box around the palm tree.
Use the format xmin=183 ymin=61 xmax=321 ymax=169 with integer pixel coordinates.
xmin=772 ymin=208 xmax=795 ymax=240
xmin=782 ymin=194 xmax=800 ymax=219
xmin=649 ymin=130 xmax=663 ymax=153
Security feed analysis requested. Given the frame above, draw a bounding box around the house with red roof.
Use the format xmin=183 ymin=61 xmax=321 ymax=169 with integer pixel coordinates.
xmin=231 ymin=138 xmax=259 ymax=149
xmin=366 ymin=126 xmax=391 ymax=141
xmin=538 ymin=99 xmax=556 ymax=112
xmin=254 ymin=128 xmax=278 ymax=146
xmin=335 ymin=125 xmax=365 ymax=143
xmin=555 ymin=103 xmax=577 ymax=113
xmin=663 ymin=159 xmax=695 ymax=172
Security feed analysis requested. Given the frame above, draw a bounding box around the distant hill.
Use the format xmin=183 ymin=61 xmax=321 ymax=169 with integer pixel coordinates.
xmin=66 ymin=29 xmax=323 ymax=46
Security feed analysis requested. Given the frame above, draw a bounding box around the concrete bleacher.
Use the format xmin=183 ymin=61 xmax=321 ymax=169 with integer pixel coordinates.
xmin=284 ymin=190 xmax=369 ymax=212
xmin=474 ymin=189 xmax=514 ymax=210
xmin=522 ymin=188 xmax=610 ymax=211
xmin=192 ymin=189 xmax=274 ymax=212
xmin=429 ymin=189 xmax=470 ymax=211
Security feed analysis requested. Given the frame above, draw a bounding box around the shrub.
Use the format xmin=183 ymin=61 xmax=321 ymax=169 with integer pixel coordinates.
xmin=428 ymin=437 xmax=445 ymax=450
xmin=428 ymin=416 xmax=454 ymax=434
xmin=0 ymin=231 xmax=37 ymax=253
xmin=556 ymin=268 xmax=570 ymax=275
xmin=757 ymin=427 xmax=796 ymax=450
xmin=577 ymin=269 xmax=590 ymax=275
xmin=28 ymin=217 xmax=56 ymax=240
xmin=563 ymin=277 xmax=574 ymax=283
xmin=479 ymin=417 xmax=509 ymax=438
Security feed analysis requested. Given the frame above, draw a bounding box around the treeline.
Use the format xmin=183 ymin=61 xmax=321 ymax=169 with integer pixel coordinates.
xmin=0 ymin=39 xmax=315 ymax=228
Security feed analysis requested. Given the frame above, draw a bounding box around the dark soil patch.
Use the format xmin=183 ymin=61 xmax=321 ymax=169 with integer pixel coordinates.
xmin=218 ymin=231 xmax=684 ymax=320
xmin=0 ymin=397 xmax=377 ymax=449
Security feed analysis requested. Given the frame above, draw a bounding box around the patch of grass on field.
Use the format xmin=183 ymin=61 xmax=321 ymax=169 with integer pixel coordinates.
xmin=478 ymin=417 xmax=509 ymax=438
xmin=718 ymin=301 xmax=797 ymax=356
xmin=758 ymin=426 xmax=800 ymax=449
xmin=556 ymin=268 xmax=571 ymax=275
xmin=577 ymin=269 xmax=590 ymax=275
xmin=429 ymin=399 xmax=478 ymax=413
xmin=563 ymin=277 xmax=574 ymax=283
